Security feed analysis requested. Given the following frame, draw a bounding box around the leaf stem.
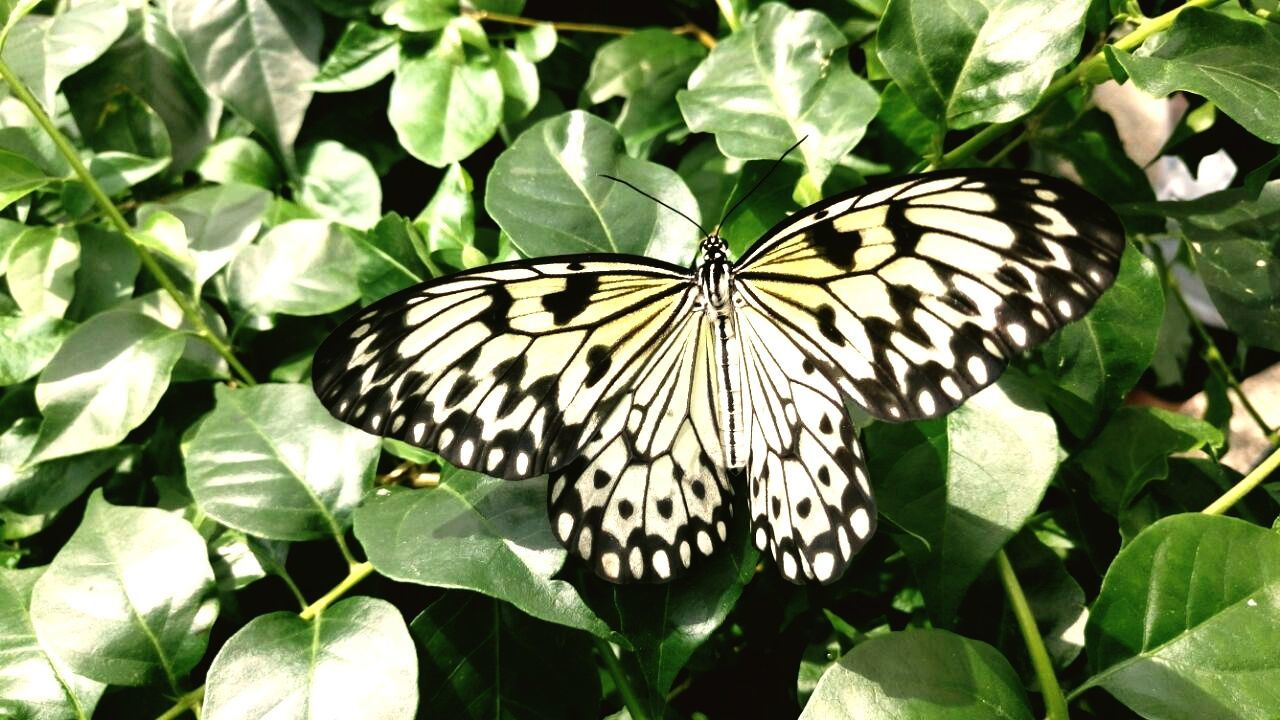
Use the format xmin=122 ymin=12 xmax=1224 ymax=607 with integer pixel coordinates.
xmin=995 ymin=549 xmax=1070 ymax=720
xmin=1203 ymin=443 xmax=1280 ymax=516
xmin=594 ymin=636 xmax=650 ymax=720
xmin=152 ymin=561 xmax=376 ymax=719
xmin=464 ymin=10 xmax=716 ymax=49
xmin=0 ymin=58 xmax=257 ymax=386
xmin=928 ymin=0 xmax=1229 ymax=170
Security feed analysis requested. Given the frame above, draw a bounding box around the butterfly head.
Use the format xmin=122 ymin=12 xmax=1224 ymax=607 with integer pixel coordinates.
xmin=697 ymin=235 xmax=733 ymax=311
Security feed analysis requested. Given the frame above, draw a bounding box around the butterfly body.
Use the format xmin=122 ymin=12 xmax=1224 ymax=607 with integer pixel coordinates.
xmin=313 ymin=169 xmax=1124 ymax=586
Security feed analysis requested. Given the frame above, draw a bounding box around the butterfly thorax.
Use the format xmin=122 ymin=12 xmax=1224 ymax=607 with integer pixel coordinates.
xmin=696 ymin=235 xmax=734 ymax=316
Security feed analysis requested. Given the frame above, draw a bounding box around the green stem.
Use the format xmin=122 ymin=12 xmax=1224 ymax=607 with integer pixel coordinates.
xmin=152 ymin=562 xmax=376 ymax=719
xmin=996 ymin=549 xmax=1069 ymax=720
xmin=0 ymin=59 xmax=257 ymax=387
xmin=1203 ymin=443 xmax=1280 ymax=516
xmin=928 ymin=0 xmax=1228 ymax=170
xmin=594 ymin=636 xmax=650 ymax=720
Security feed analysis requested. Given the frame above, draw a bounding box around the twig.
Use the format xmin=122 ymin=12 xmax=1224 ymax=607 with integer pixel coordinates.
xmin=464 ymin=9 xmax=716 ymax=49
xmin=996 ymin=550 xmax=1070 ymax=720
xmin=1203 ymin=444 xmax=1280 ymax=516
xmin=594 ymin=636 xmax=650 ymax=720
xmin=0 ymin=59 xmax=258 ymax=386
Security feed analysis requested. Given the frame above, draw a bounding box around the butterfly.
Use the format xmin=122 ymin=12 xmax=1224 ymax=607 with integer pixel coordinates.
xmin=312 ymin=168 xmax=1124 ymax=585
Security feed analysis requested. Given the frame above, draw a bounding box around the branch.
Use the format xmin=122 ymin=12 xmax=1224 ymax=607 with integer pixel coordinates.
xmin=464 ymin=9 xmax=716 ymax=49
xmin=1203 ymin=444 xmax=1280 ymax=516
xmin=0 ymin=59 xmax=258 ymax=386
xmin=996 ymin=550 xmax=1070 ymax=720
xmin=928 ymin=0 xmax=1230 ymax=170
xmin=594 ymin=636 xmax=650 ymax=720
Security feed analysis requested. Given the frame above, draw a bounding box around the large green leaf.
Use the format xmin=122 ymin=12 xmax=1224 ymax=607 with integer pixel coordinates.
xmin=677 ymin=3 xmax=878 ymax=186
xmin=0 ymin=418 xmax=131 ymax=515
xmin=29 ymin=491 xmax=218 ymax=687
xmin=66 ymin=225 xmax=139 ymax=321
xmin=866 ymin=373 xmax=1060 ymax=624
xmin=876 ymin=0 xmax=1089 ymax=129
xmin=194 ymin=137 xmax=282 ymax=189
xmin=0 ymin=566 xmax=104 ymax=720
xmin=297 ymin=140 xmax=382 ymax=230
xmin=1 ymin=0 xmax=127 ymax=111
xmin=139 ymin=182 xmax=270 ymax=288
xmin=185 ymin=384 xmax=378 ymax=542
xmin=389 ymin=48 xmax=503 ymax=167
xmin=410 ymin=591 xmax=600 ymax=720
xmin=308 ymin=21 xmax=399 ymax=93
xmin=227 ymin=219 xmax=364 ymax=317
xmin=1084 ymin=514 xmax=1280 ymax=719
xmin=1108 ymin=8 xmax=1280 ymax=144
xmin=5 ymin=226 xmax=78 ymax=319
xmin=28 ymin=311 xmax=184 ymax=464
xmin=1029 ymin=246 xmax=1162 ymax=438
xmin=353 ymin=470 xmax=618 ymax=642
xmin=800 ymin=629 xmax=1033 ymax=719
xmin=354 ymin=212 xmax=428 ymax=303
xmin=485 ymin=110 xmax=700 ymax=262
xmin=169 ymin=0 xmax=322 ymax=170
xmin=203 ymin=597 xmax=417 ymax=720
xmin=1074 ymin=406 xmax=1223 ymax=516
xmin=586 ymin=29 xmax=706 ymax=155
xmin=0 ymin=314 xmax=73 ymax=385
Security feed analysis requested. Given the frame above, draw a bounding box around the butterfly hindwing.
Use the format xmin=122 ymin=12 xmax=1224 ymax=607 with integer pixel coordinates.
xmin=734 ymin=169 xmax=1125 ymax=422
xmin=548 ymin=312 xmax=732 ymax=582
xmin=312 ymin=256 xmax=696 ymax=479
xmin=737 ymin=303 xmax=875 ymax=584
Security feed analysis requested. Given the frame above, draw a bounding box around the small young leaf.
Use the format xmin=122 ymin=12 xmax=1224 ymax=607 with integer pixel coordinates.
xmin=298 ymin=140 xmax=382 ymax=230
xmin=308 ymin=21 xmax=399 ymax=93
xmin=194 ymin=137 xmax=282 ymax=189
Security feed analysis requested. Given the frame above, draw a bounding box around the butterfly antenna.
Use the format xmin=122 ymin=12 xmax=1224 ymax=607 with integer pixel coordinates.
xmin=599 ymin=174 xmax=711 ymax=238
xmin=715 ymin=136 xmax=808 ymax=235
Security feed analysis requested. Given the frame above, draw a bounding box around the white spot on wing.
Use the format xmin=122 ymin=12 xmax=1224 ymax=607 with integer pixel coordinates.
xmin=917 ymin=390 xmax=936 ymax=415
xmin=852 ymin=508 xmax=871 ymax=538
xmin=697 ymin=530 xmax=713 ymax=555
xmin=652 ymin=550 xmax=671 ymax=579
xmin=813 ymin=551 xmax=836 ymax=582
xmin=628 ymin=547 xmax=644 ymax=578
xmin=1008 ymin=323 xmax=1027 ymax=347
xmin=516 ymin=452 xmax=530 ymax=475
xmin=754 ymin=527 xmax=767 ymax=550
xmin=557 ymin=512 xmax=574 ymax=541
xmin=968 ymin=356 xmax=988 ymax=384
xmin=781 ymin=551 xmax=797 ymax=579
xmin=601 ymin=552 xmax=620 ymax=579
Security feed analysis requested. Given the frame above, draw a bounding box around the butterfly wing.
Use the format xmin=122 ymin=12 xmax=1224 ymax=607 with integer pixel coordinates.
xmin=733 ymin=169 xmax=1125 ymax=421
xmin=548 ymin=312 xmax=732 ymax=582
xmin=736 ymin=302 xmax=874 ymax=584
xmin=312 ymin=256 xmax=697 ymax=479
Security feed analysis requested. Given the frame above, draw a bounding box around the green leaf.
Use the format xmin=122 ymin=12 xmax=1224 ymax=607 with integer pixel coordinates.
xmin=1029 ymin=246 xmax=1162 ymax=437
xmin=586 ymin=29 xmax=706 ymax=155
xmin=29 ymin=491 xmax=218 ymax=687
xmin=876 ymin=0 xmax=1089 ymax=129
xmin=140 ymin=183 xmax=271 ymax=288
xmin=677 ymin=3 xmax=878 ymax=186
xmin=5 ymin=226 xmax=78 ymax=319
xmin=514 ymin=23 xmax=556 ymax=62
xmin=60 ymin=151 xmax=170 ymax=217
xmin=169 ymin=0 xmax=322 ymax=170
xmin=227 ymin=219 xmax=364 ymax=317
xmin=81 ymin=89 xmax=171 ymax=160
xmin=1075 ymin=406 xmax=1223 ymax=516
xmin=352 ymin=471 xmax=618 ymax=641
xmin=309 ymin=21 xmax=399 ymax=93
xmin=493 ymin=47 xmax=539 ymax=124
xmin=993 ymin=530 xmax=1086 ymax=672
xmin=66 ymin=225 xmax=139 ymax=321
xmin=0 ymin=148 xmax=54 ymax=211
xmin=413 ymin=163 xmax=476 ymax=273
xmin=485 ymin=110 xmax=700 ymax=262
xmin=1036 ymin=104 xmax=1156 ymax=207
xmin=410 ymin=592 xmax=600 ymax=720
xmin=203 ymin=597 xmax=417 ymax=720
xmin=354 ymin=212 xmax=428 ymax=302
xmin=0 ymin=566 xmax=105 ymax=720
xmin=119 ymin=291 xmax=231 ymax=382
xmin=63 ymin=5 xmax=220 ymax=172
xmin=185 ymin=384 xmax=378 ymax=542
xmin=0 ymin=418 xmax=131 ymax=515
xmin=875 ymin=81 xmax=941 ymax=162
xmin=28 ymin=311 xmax=183 ymax=464
xmin=866 ymin=373 xmax=1060 ymax=624
xmin=380 ymin=0 xmax=455 ymax=33
xmin=601 ymin=515 xmax=759 ymax=714
xmin=1 ymin=0 xmax=128 ymax=111
xmin=297 ymin=140 xmax=382 ymax=230
xmin=389 ymin=52 xmax=503 ymax=167
xmin=1085 ymin=514 xmax=1280 ymax=719
xmin=801 ymin=629 xmax=1033 ymax=719
xmin=1108 ymin=8 xmax=1280 ymax=144
xmin=0 ymin=314 xmax=73 ymax=385
xmin=194 ymin=137 xmax=282 ymax=189
xmin=130 ymin=210 xmax=197 ymax=279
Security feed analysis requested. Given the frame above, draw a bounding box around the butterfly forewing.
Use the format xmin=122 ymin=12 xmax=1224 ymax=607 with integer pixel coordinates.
xmin=312 ymin=257 xmax=696 ymax=480
xmin=733 ymin=170 xmax=1125 ymax=422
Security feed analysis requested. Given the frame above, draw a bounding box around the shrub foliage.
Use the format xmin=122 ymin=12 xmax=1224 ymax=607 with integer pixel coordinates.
xmin=0 ymin=0 xmax=1277 ymax=718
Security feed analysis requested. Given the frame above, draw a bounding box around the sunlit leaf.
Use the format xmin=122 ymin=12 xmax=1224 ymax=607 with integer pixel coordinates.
xmin=1 ymin=0 xmax=127 ymax=111
xmin=298 ymin=140 xmax=382 ymax=230
xmin=309 ymin=21 xmax=399 ymax=93
xmin=5 ymin=226 xmax=78 ymax=319
xmin=227 ymin=219 xmax=364 ymax=317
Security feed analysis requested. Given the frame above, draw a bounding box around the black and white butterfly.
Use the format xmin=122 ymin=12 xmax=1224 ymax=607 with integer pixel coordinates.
xmin=312 ymin=168 xmax=1123 ymax=585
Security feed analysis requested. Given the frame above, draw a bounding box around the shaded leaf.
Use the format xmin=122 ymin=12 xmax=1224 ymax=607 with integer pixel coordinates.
xmin=66 ymin=225 xmax=139 ymax=321
xmin=353 ymin=471 xmax=618 ymax=641
xmin=586 ymin=30 xmax=705 ymax=155
xmin=185 ymin=384 xmax=378 ymax=541
xmin=486 ymin=110 xmax=700 ymax=263
xmin=29 ymin=491 xmax=217 ymax=686
xmin=0 ymin=314 xmax=73 ymax=385
xmin=195 ymin=137 xmax=282 ymax=189
xmin=204 ymin=597 xmax=417 ymax=720
xmin=0 ymin=148 xmax=55 ymax=211
xmin=0 ymin=418 xmax=131 ymax=515
xmin=354 ymin=213 xmax=429 ymax=302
